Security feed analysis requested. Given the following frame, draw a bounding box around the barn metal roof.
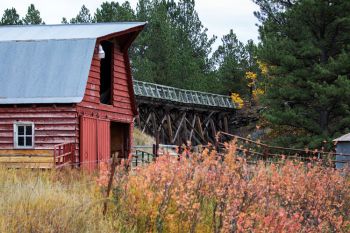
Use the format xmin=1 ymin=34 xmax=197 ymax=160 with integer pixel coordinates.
xmin=334 ymin=133 xmax=350 ymax=142
xmin=0 ymin=22 xmax=146 ymax=41
xmin=0 ymin=22 xmax=146 ymax=104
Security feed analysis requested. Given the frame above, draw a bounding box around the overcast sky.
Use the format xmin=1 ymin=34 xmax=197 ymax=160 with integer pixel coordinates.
xmin=0 ymin=0 xmax=260 ymax=48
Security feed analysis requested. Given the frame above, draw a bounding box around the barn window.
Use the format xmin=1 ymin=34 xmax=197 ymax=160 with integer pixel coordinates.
xmin=100 ymin=41 xmax=113 ymax=105
xmin=14 ymin=122 xmax=34 ymax=148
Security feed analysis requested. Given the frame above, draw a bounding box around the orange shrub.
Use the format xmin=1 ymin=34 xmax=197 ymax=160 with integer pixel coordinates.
xmin=105 ymin=142 xmax=350 ymax=233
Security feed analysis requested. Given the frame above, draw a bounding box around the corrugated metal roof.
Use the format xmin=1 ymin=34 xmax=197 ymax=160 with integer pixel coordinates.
xmin=0 ymin=22 xmax=146 ymax=41
xmin=334 ymin=133 xmax=350 ymax=142
xmin=0 ymin=22 xmax=145 ymax=104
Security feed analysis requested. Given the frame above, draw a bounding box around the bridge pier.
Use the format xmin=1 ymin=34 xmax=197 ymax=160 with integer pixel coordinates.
xmin=135 ymin=103 xmax=235 ymax=145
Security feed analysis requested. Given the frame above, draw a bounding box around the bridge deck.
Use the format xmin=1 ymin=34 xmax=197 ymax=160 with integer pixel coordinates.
xmin=133 ymin=80 xmax=236 ymax=109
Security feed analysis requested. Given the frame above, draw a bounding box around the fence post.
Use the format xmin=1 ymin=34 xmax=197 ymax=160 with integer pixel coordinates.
xmin=153 ymin=143 xmax=159 ymax=159
xmin=135 ymin=152 xmax=138 ymax=167
xmin=71 ymin=143 xmax=75 ymax=167
xmin=53 ymin=146 xmax=56 ymax=168
xmin=103 ymin=152 xmax=118 ymax=216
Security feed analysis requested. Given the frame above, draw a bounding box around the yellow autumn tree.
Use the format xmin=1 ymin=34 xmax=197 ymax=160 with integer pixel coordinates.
xmin=257 ymin=60 xmax=269 ymax=76
xmin=245 ymin=60 xmax=270 ymax=102
xmin=231 ymin=93 xmax=244 ymax=109
xmin=230 ymin=60 xmax=268 ymax=107
xmin=245 ymin=71 xmax=257 ymax=87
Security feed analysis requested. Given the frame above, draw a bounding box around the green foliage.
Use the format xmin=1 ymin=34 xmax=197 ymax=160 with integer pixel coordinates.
xmin=70 ymin=5 xmax=94 ymax=24
xmin=95 ymin=1 xmax=136 ymax=22
xmin=0 ymin=8 xmax=22 ymax=25
xmin=61 ymin=17 xmax=68 ymax=24
xmin=212 ymin=30 xmax=249 ymax=95
xmin=211 ymin=32 xmax=261 ymax=97
xmin=131 ymin=0 xmax=218 ymax=92
xmin=23 ymin=4 xmax=43 ymax=25
xmin=256 ymin=0 xmax=350 ymax=148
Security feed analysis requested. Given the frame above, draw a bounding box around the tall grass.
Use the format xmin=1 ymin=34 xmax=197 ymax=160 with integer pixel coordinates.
xmin=0 ymin=167 xmax=120 ymax=233
xmin=133 ymin=127 xmax=155 ymax=146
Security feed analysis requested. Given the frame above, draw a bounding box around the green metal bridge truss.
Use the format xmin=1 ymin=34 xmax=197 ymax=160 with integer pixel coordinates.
xmin=133 ymin=80 xmax=236 ymax=109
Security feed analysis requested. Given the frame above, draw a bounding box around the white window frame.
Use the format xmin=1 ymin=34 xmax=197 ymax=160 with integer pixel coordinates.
xmin=13 ymin=122 xmax=35 ymax=149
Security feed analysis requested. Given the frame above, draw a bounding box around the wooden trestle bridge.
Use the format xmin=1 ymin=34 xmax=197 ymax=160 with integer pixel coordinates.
xmin=133 ymin=80 xmax=236 ymax=146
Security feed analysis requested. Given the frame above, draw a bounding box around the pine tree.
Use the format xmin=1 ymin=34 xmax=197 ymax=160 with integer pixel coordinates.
xmin=95 ymin=1 xmax=136 ymax=22
xmin=23 ymin=4 xmax=43 ymax=24
xmin=255 ymin=0 xmax=350 ymax=148
xmin=1 ymin=8 xmax=22 ymax=25
xmin=211 ymin=30 xmax=249 ymax=95
xmin=132 ymin=0 xmax=217 ymax=92
xmin=132 ymin=1 xmax=175 ymax=85
xmin=70 ymin=5 xmax=94 ymax=24
xmin=61 ymin=17 xmax=68 ymax=24
xmin=136 ymin=0 xmax=152 ymax=21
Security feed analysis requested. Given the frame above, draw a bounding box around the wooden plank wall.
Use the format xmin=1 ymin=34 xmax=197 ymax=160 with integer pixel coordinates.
xmin=0 ymin=151 xmax=54 ymax=168
xmin=0 ymin=105 xmax=78 ymax=151
xmin=77 ymin=43 xmax=134 ymax=123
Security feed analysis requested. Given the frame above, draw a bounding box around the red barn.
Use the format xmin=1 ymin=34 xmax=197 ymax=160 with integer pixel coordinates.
xmin=0 ymin=23 xmax=145 ymax=170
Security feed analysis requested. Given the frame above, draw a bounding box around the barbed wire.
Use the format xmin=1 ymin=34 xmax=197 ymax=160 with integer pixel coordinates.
xmin=218 ymin=131 xmax=350 ymax=157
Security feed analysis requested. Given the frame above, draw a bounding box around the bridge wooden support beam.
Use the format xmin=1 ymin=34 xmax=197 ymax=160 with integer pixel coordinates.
xmin=135 ymin=102 xmax=235 ymax=146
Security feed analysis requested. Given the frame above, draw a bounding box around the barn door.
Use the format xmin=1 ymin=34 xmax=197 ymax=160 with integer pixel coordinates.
xmin=80 ymin=117 xmax=110 ymax=172
xmin=80 ymin=117 xmax=97 ymax=171
xmin=97 ymin=120 xmax=110 ymax=162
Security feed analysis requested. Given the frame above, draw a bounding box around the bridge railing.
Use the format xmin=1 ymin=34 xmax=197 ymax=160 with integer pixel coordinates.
xmin=133 ymin=80 xmax=236 ymax=109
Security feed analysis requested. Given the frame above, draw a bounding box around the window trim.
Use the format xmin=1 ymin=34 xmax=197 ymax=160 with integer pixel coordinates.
xmin=13 ymin=122 xmax=35 ymax=149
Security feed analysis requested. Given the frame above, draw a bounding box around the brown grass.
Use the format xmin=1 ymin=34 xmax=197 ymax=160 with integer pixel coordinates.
xmin=133 ymin=127 xmax=155 ymax=146
xmin=0 ymin=167 xmax=122 ymax=233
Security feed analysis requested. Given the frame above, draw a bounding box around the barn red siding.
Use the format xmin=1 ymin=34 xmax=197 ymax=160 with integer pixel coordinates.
xmin=0 ymin=105 xmax=79 ymax=150
xmin=77 ymin=45 xmax=135 ymax=123
xmin=80 ymin=117 xmax=97 ymax=171
xmin=97 ymin=119 xmax=111 ymax=162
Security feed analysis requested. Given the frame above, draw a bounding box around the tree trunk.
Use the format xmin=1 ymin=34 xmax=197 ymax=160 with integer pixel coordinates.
xmin=319 ymin=110 xmax=329 ymax=134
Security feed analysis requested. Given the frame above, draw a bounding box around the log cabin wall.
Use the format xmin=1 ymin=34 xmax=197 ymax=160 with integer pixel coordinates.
xmin=0 ymin=105 xmax=78 ymax=150
xmin=0 ymin=105 xmax=79 ymax=165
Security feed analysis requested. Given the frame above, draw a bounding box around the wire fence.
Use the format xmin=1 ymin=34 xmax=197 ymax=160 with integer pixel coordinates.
xmin=217 ymin=131 xmax=350 ymax=167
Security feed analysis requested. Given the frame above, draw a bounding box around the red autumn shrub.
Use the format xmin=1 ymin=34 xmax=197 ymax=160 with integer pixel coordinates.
xmin=106 ymin=142 xmax=350 ymax=233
